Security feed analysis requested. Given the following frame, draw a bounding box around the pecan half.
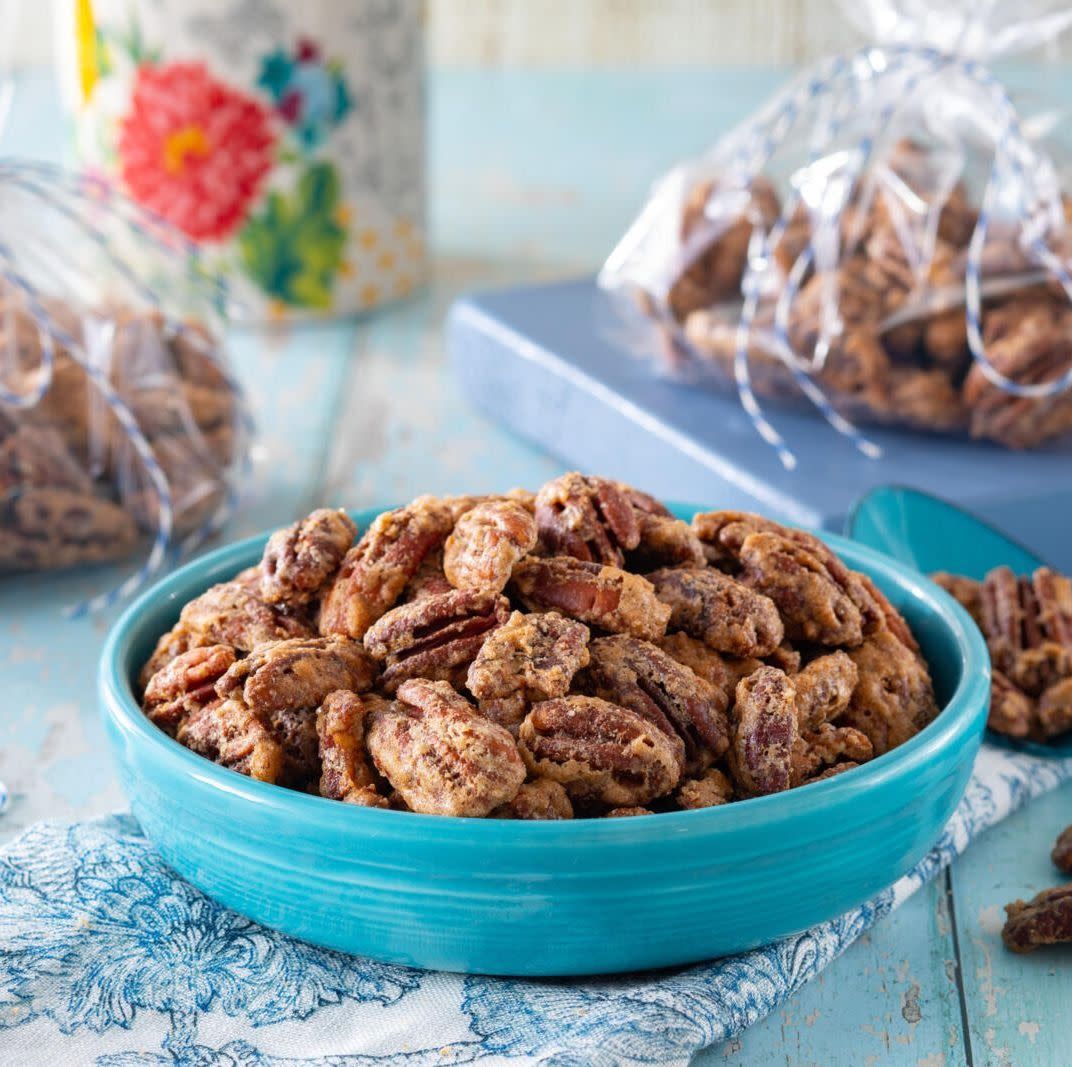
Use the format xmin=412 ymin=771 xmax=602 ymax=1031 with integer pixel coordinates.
xmin=534 ymin=472 xmax=640 ymax=565
xmin=215 ymin=636 xmax=377 ymax=713
xmin=143 ymin=645 xmax=236 ymax=735
xmin=260 ymin=508 xmax=357 ymax=606
xmin=646 ymin=566 xmax=784 ymax=657
xmin=511 ymin=556 xmax=670 ymax=641
xmin=793 ymin=651 xmax=859 ymax=731
xmin=1037 ymin=678 xmax=1072 ymax=739
xmin=180 ymin=579 xmax=314 ymax=651
xmin=492 ymin=777 xmax=573 ymax=820
xmin=467 ymin=611 xmax=591 ymax=731
xmin=316 ymin=690 xmax=387 ymax=807
xmin=365 ymin=679 xmax=525 ymax=817
xmin=319 ymin=496 xmax=453 ymax=638
xmin=443 ymin=499 xmax=537 ymax=593
xmin=676 ymin=767 xmax=734 ymax=809
xmin=790 ymin=722 xmax=873 ymax=786
xmin=728 ymin=667 xmax=798 ymax=796
xmin=1052 ymin=825 xmax=1072 ymax=874
xmin=988 ymin=670 xmax=1034 ymax=738
xmin=842 ymin=632 xmax=938 ymax=755
xmin=518 ymin=696 xmax=683 ymax=807
xmin=176 ymin=697 xmax=284 ymax=783
xmin=363 ymin=588 xmax=509 ymax=692
xmin=576 ymin=634 xmax=729 ymax=762
xmin=1003 ymin=885 xmax=1072 ymax=953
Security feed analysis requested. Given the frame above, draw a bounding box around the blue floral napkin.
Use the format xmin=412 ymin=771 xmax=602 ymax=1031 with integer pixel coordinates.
xmin=1 ymin=745 xmax=1070 ymax=1067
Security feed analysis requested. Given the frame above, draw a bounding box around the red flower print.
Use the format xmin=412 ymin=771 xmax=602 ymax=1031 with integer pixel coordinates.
xmin=118 ymin=62 xmax=277 ymax=242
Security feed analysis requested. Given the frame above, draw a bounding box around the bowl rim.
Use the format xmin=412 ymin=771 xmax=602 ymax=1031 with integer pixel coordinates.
xmin=100 ymin=503 xmax=991 ymax=839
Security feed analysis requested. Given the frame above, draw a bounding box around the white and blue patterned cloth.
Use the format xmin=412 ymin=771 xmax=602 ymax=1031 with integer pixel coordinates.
xmin=1 ymin=745 xmax=1069 ymax=1066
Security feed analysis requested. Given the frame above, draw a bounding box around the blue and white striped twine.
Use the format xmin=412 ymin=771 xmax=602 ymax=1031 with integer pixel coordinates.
xmin=696 ymin=43 xmax=1072 ymax=468
xmin=0 ymin=163 xmax=252 ymax=616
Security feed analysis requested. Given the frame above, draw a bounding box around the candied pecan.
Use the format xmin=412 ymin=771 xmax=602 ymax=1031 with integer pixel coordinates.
xmin=443 ymin=489 xmax=536 ymax=523
xmin=400 ymin=549 xmax=453 ymax=601
xmin=265 ymin=706 xmax=320 ymax=787
xmin=576 ymin=634 xmax=730 ymax=761
xmin=626 ymin=514 xmax=706 ymax=571
xmin=1037 ymin=678 xmax=1072 ymax=739
xmin=988 ymin=670 xmax=1034 ymax=738
xmin=735 ymin=531 xmax=864 ymax=646
xmin=931 ymin=572 xmax=982 ymax=626
xmin=511 ymin=556 xmax=670 ymax=641
xmin=364 ymin=588 xmax=509 ymax=693
xmin=676 ymin=767 xmax=734 ymax=810
xmin=842 ymin=632 xmax=938 ymax=755
xmin=176 ymin=697 xmax=284 ymax=783
xmin=443 ymin=499 xmax=537 ymax=593
xmin=260 ymin=508 xmax=357 ymax=606
xmin=180 ymin=579 xmax=313 ymax=651
xmin=138 ymin=622 xmax=199 ymax=693
xmin=728 ymin=667 xmax=798 ymax=796
xmin=467 ymin=611 xmax=591 ymax=731
xmin=319 ymin=496 xmax=453 ymax=639
xmin=1002 ymin=885 xmax=1072 ymax=953
xmin=215 ymin=636 xmax=377 ymax=714
xmin=518 ymin=696 xmax=683 ymax=807
xmin=605 ymin=806 xmax=653 ymax=818
xmin=963 ymin=298 xmax=1072 ymax=449
xmin=880 ymin=368 xmax=966 ymax=432
xmin=365 ymin=679 xmax=525 ymax=817
xmin=492 ymin=778 xmax=573 ymax=820
xmin=807 ymin=761 xmax=860 ymax=783
xmin=922 ymin=309 xmax=969 ymax=371
xmin=0 ymin=424 xmax=91 ymax=495
xmin=1052 ymin=826 xmax=1072 ymax=874
xmin=534 ymin=472 xmax=640 ymax=566
xmin=790 ymin=722 xmax=873 ymax=786
xmin=646 ymin=566 xmax=784 ymax=657
xmin=793 ymin=651 xmax=859 ymax=731
xmin=316 ymin=690 xmax=387 ymax=807
xmin=656 ymin=632 xmax=737 ymax=709
xmin=143 ymin=645 xmax=236 ymax=735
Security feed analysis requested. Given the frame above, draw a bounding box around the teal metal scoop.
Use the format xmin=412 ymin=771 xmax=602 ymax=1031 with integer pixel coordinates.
xmin=847 ymin=485 xmax=1069 ymax=758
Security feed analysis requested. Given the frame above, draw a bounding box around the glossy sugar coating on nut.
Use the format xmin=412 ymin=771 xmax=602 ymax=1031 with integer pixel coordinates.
xmin=676 ymin=767 xmax=734 ymax=810
xmin=443 ymin=499 xmax=537 ymax=593
xmin=576 ymin=634 xmax=729 ymax=762
xmin=142 ymin=644 xmax=236 ymax=735
xmin=1002 ymin=884 xmax=1072 ymax=953
xmin=792 ymin=651 xmax=859 ymax=732
xmin=535 ymin=472 xmax=641 ymax=566
xmin=492 ymin=777 xmax=573 ymax=820
xmin=518 ymin=695 xmax=683 ymax=807
xmin=320 ymin=496 xmax=453 ymax=639
xmin=467 ymin=611 xmax=591 ymax=731
xmin=260 ymin=508 xmax=357 ymax=606
xmin=365 ymin=679 xmax=525 ymax=817
xmin=316 ymin=690 xmax=387 ymax=807
xmin=842 ymin=631 xmax=938 ymax=756
xmin=729 ymin=667 xmax=798 ymax=796
xmin=363 ymin=588 xmax=510 ymax=693
xmin=790 ymin=723 xmax=873 ymax=787
xmin=215 ymin=636 xmax=377 ymax=714
xmin=646 ymin=566 xmax=784 ymax=657
xmin=511 ymin=556 xmax=670 ymax=641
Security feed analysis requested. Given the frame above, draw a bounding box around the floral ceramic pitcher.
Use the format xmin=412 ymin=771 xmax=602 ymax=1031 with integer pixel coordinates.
xmin=56 ymin=0 xmax=426 ymax=322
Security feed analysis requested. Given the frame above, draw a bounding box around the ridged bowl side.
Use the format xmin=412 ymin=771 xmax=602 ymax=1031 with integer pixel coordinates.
xmin=100 ymin=507 xmax=989 ymax=976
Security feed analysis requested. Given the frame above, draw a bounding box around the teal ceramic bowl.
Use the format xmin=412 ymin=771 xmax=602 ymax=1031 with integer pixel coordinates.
xmin=100 ymin=505 xmax=989 ymax=976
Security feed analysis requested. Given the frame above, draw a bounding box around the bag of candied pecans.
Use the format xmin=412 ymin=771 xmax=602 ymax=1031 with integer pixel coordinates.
xmin=0 ymin=163 xmax=250 ymax=611
xmin=599 ymin=1 xmax=1072 ymax=460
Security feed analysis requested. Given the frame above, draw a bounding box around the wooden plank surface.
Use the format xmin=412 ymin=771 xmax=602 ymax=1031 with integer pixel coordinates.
xmin=1 ymin=68 xmax=1070 ymax=1066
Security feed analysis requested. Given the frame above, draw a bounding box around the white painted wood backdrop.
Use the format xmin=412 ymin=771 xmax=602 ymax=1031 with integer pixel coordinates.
xmin=18 ymin=2 xmax=861 ymax=70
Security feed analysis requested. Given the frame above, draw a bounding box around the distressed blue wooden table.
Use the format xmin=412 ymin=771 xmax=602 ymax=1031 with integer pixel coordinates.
xmin=1 ymin=69 xmax=1069 ymax=1066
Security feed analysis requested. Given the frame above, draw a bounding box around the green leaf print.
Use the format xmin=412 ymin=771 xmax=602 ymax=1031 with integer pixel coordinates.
xmin=238 ymin=163 xmax=347 ymax=310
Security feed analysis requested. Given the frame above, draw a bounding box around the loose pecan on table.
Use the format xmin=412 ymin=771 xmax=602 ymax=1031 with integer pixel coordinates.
xmin=1002 ymin=885 xmax=1072 ymax=953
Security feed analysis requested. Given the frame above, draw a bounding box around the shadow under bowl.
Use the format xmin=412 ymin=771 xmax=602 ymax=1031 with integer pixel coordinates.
xmin=99 ymin=505 xmax=990 ymax=976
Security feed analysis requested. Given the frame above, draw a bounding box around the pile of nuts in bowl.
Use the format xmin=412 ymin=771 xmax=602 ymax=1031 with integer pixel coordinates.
xmin=138 ymin=474 xmax=938 ymax=818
